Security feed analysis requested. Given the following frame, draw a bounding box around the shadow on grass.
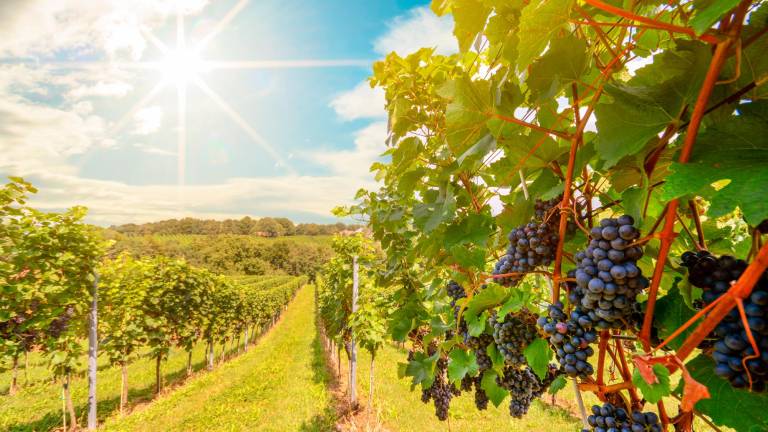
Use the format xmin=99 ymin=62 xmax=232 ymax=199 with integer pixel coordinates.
xmin=5 ymin=356 xmax=209 ymax=432
xmin=298 ymin=312 xmax=337 ymax=431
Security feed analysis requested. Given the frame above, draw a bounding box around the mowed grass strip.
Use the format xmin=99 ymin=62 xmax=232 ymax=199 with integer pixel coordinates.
xmin=0 ymin=342 xmax=212 ymax=431
xmin=102 ymin=286 xmax=336 ymax=432
xmin=337 ymin=343 xmax=583 ymax=432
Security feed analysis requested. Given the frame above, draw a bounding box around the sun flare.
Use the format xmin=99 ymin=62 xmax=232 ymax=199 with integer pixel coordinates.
xmin=159 ymin=48 xmax=206 ymax=86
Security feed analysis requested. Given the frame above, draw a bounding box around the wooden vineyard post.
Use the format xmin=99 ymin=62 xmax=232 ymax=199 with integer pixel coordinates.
xmin=87 ymin=273 xmax=99 ymax=431
xmin=349 ymin=255 xmax=359 ymax=407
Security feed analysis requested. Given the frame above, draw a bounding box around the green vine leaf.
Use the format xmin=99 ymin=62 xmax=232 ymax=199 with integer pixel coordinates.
xmin=448 ymin=349 xmax=479 ymax=384
xmin=548 ymin=375 xmax=568 ymax=395
xmin=480 ymin=369 xmax=508 ymax=407
xmin=690 ymin=0 xmax=740 ymax=35
xmin=524 ymin=338 xmax=552 ymax=380
xmin=679 ymin=355 xmax=768 ymax=431
xmin=662 ymin=104 xmax=768 ymax=224
xmin=632 ymin=363 xmax=671 ymax=404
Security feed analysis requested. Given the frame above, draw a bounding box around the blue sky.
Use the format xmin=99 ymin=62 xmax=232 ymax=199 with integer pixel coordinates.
xmin=0 ymin=0 xmax=457 ymax=224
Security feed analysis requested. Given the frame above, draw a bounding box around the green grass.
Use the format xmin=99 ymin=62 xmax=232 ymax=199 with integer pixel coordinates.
xmin=337 ymin=343 xmax=583 ymax=431
xmin=101 ymin=286 xmax=336 ymax=431
xmin=0 ymin=342 xmax=215 ymax=431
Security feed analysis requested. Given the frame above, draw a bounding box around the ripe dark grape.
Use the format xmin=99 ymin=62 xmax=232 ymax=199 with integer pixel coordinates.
xmin=47 ymin=305 xmax=75 ymax=339
xmin=538 ymin=301 xmax=597 ymax=377
xmin=466 ymin=333 xmax=494 ymax=371
xmin=460 ymin=374 xmax=474 ymax=392
xmin=446 ymin=280 xmax=466 ymax=305
xmin=490 ymin=311 xmax=538 ymax=366
xmin=496 ymin=365 xmax=557 ymax=418
xmin=570 ymin=216 xmax=648 ymax=330
xmin=582 ymin=403 xmax=633 ymax=432
xmin=493 ymin=198 xmax=566 ymax=287
xmin=629 ymin=409 xmax=662 ymax=432
xmin=682 ymin=250 xmax=768 ymax=392
xmin=420 ymin=357 xmax=454 ymax=420
xmin=473 ymin=376 xmax=489 ymax=410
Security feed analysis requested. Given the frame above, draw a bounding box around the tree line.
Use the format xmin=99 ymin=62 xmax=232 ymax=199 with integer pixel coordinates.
xmin=107 ymin=233 xmax=332 ymax=280
xmin=110 ymin=216 xmax=362 ymax=237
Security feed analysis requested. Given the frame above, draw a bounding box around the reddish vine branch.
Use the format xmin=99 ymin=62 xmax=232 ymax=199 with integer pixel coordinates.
xmin=640 ymin=21 xmax=743 ymax=350
xmin=583 ymin=0 xmax=722 ymax=44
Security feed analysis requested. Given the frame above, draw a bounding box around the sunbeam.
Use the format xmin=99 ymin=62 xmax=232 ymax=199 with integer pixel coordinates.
xmin=193 ymin=77 xmax=296 ymax=175
xmin=108 ymin=82 xmax=166 ymax=136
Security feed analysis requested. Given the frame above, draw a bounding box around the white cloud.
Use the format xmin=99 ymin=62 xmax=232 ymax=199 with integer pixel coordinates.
xmin=318 ymin=6 xmax=456 ymax=184
xmin=132 ymin=106 xmax=163 ymax=135
xmin=0 ymin=96 xmax=106 ymax=175
xmin=14 ymin=171 xmax=372 ymax=225
xmin=0 ymin=0 xmax=208 ymax=59
xmin=374 ymin=7 xmax=457 ymax=56
xmin=133 ymin=142 xmax=175 ymax=156
xmin=69 ymin=80 xmax=134 ymax=99
xmin=309 ymin=121 xmax=387 ymax=180
xmin=329 ymin=81 xmax=386 ymax=121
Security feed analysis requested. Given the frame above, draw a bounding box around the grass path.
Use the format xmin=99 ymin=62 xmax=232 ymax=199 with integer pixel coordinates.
xmin=102 ymin=286 xmax=336 ymax=431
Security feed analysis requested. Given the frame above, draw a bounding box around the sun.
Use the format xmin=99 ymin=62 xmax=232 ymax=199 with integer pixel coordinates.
xmin=159 ymin=48 xmax=206 ymax=86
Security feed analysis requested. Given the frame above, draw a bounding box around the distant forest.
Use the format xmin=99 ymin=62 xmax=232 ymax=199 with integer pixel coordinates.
xmin=110 ymin=216 xmax=362 ymax=237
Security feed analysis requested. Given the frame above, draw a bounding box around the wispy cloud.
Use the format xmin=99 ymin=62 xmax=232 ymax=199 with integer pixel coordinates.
xmin=373 ymin=6 xmax=457 ymax=56
xmin=329 ymin=81 xmax=385 ymax=121
xmin=132 ymin=106 xmax=163 ymax=135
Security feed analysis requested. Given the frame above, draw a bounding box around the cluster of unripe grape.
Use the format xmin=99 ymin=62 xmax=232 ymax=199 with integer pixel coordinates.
xmin=682 ymin=250 xmax=768 ymax=392
xmin=571 ymin=216 xmax=648 ymax=330
xmin=583 ymin=403 xmax=662 ymax=432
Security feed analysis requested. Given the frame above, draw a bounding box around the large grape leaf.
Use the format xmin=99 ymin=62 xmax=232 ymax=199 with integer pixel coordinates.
xmin=595 ymin=41 xmax=711 ymax=166
xmin=527 ymin=34 xmax=588 ymax=101
xmin=450 ymin=0 xmax=491 ymax=52
xmin=734 ymin=3 xmax=768 ymax=99
xmin=448 ymin=349 xmax=479 ymax=384
xmin=413 ymin=184 xmax=456 ymax=233
xmin=679 ymin=355 xmax=768 ymax=431
xmin=480 ymin=369 xmax=508 ymax=407
xmin=439 ymin=77 xmax=492 ymax=155
xmin=516 ymin=0 xmax=573 ymax=69
xmin=524 ymin=338 xmax=552 ymax=380
xmin=689 ymin=0 xmax=740 ymax=35
xmin=652 ymin=281 xmax=696 ymax=350
xmin=662 ymin=106 xmax=768 ymax=224
xmin=632 ymin=363 xmax=671 ymax=403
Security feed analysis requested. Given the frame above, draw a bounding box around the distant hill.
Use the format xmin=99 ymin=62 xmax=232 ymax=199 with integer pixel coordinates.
xmin=109 ymin=216 xmax=363 ymax=237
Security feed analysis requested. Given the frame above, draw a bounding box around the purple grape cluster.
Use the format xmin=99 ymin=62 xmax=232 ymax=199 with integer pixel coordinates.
xmin=420 ymin=357 xmax=457 ymax=421
xmin=538 ymin=301 xmax=597 ymax=377
xmin=493 ymin=198 xmax=563 ymax=287
xmin=682 ymin=250 xmax=768 ymax=392
xmin=582 ymin=403 xmax=661 ymax=432
xmin=465 ymin=333 xmax=494 ymax=371
xmin=496 ymin=365 xmax=557 ymax=418
xmin=490 ymin=311 xmax=538 ymax=366
xmin=446 ymin=280 xmax=466 ymax=305
xmin=473 ymin=376 xmax=489 ymax=410
xmin=570 ymin=216 xmax=648 ymax=330
xmin=47 ymin=305 xmax=75 ymax=339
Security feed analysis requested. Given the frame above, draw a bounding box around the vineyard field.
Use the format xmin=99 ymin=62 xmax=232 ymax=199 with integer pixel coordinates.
xmin=0 ymin=343 xmax=211 ymax=431
xmin=100 ymin=286 xmax=336 ymax=432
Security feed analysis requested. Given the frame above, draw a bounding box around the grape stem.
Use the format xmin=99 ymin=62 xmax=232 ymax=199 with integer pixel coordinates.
xmin=583 ymin=0 xmax=722 ymax=44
